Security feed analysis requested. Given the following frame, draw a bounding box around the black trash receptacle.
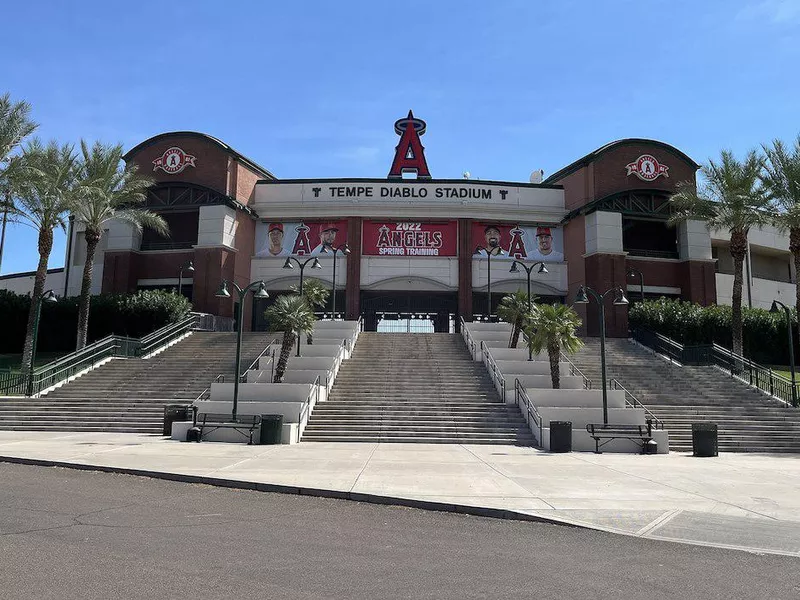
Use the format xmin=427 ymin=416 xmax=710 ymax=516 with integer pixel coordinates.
xmin=550 ymin=421 xmax=572 ymax=453
xmin=163 ymin=404 xmax=192 ymax=436
xmin=692 ymin=422 xmax=718 ymax=457
xmin=260 ymin=414 xmax=283 ymax=445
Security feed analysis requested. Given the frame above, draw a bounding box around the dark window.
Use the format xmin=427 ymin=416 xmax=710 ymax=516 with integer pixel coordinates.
xmin=141 ymin=210 xmax=199 ymax=251
xmin=622 ymin=218 xmax=678 ymax=259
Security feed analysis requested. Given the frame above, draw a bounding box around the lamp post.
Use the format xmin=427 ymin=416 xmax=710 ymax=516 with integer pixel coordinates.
xmin=510 ymin=260 xmax=548 ymax=360
xmin=770 ymin=299 xmax=797 ymax=407
xmin=215 ymin=280 xmax=269 ymax=420
xmin=626 ymin=267 xmax=645 ymax=303
xmin=26 ymin=289 xmax=58 ymax=396
xmin=178 ymin=261 xmax=195 ymax=300
xmin=573 ymin=285 xmax=629 ymax=424
xmin=474 ymin=244 xmax=505 ymax=320
xmin=322 ymin=244 xmax=350 ymax=320
xmin=282 ymin=256 xmax=323 ymax=296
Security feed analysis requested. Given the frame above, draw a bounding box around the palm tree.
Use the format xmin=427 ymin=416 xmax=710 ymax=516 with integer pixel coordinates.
xmin=265 ymin=294 xmax=316 ymax=382
xmin=0 ymin=93 xmax=38 ymax=272
xmin=71 ymin=140 xmax=167 ymax=350
xmin=497 ymin=291 xmax=536 ymax=348
xmin=289 ymin=278 xmax=329 ymax=345
xmin=669 ymin=149 xmax=773 ymax=357
xmin=524 ymin=303 xmax=583 ymax=389
xmin=762 ymin=136 xmax=800 ymax=320
xmin=8 ymin=140 xmax=81 ymax=373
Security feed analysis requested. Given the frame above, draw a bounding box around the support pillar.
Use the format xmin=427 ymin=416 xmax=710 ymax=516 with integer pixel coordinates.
xmin=345 ymin=217 xmax=362 ymax=320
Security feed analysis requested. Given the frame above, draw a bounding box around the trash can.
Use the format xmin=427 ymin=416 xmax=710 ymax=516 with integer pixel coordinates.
xmin=260 ymin=414 xmax=284 ymax=445
xmin=692 ymin=422 xmax=718 ymax=457
xmin=186 ymin=427 xmax=202 ymax=442
xmin=642 ymin=439 xmax=658 ymax=454
xmin=549 ymin=421 xmax=572 ymax=453
xmin=163 ymin=404 xmax=192 ymax=436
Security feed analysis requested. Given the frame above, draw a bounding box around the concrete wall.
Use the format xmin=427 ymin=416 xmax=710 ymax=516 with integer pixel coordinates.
xmin=585 ymin=211 xmax=623 ymax=255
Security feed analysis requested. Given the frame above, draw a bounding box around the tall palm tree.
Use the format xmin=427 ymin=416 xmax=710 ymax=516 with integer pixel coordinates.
xmin=8 ymin=139 xmax=81 ymax=373
xmin=0 ymin=93 xmax=38 ymax=272
xmin=289 ymin=278 xmax=329 ymax=345
xmin=669 ymin=149 xmax=773 ymax=357
xmin=71 ymin=140 xmax=167 ymax=350
xmin=525 ymin=303 xmax=583 ymax=389
xmin=762 ymin=136 xmax=800 ymax=320
xmin=497 ymin=291 xmax=536 ymax=348
xmin=265 ymin=294 xmax=316 ymax=383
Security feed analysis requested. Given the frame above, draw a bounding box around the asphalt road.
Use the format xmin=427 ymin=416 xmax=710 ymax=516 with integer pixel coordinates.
xmin=0 ymin=463 xmax=798 ymax=600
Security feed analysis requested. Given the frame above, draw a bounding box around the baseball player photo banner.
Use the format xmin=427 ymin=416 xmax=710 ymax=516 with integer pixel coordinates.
xmin=255 ymin=220 xmax=349 ymax=257
xmin=362 ymin=220 xmax=458 ymax=257
xmin=471 ymin=223 xmax=564 ymax=262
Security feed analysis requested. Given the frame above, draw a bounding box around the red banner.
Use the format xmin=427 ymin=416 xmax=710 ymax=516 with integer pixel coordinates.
xmin=362 ymin=221 xmax=458 ymax=257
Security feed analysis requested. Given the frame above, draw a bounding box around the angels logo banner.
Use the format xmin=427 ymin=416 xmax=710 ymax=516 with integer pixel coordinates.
xmin=255 ymin=220 xmax=349 ymax=257
xmin=362 ymin=221 xmax=458 ymax=256
xmin=471 ymin=223 xmax=564 ymax=262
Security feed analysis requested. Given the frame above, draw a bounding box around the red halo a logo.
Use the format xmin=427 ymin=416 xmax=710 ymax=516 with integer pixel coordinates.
xmin=625 ymin=154 xmax=668 ymax=182
xmin=152 ymin=147 xmax=197 ymax=174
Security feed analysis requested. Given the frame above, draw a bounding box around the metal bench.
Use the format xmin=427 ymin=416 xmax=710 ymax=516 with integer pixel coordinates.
xmin=191 ymin=410 xmax=262 ymax=445
xmin=585 ymin=422 xmax=653 ymax=454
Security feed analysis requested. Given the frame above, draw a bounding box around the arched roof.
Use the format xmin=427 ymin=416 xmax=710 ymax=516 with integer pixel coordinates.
xmin=544 ymin=138 xmax=700 ymax=184
xmin=123 ymin=131 xmax=276 ymax=179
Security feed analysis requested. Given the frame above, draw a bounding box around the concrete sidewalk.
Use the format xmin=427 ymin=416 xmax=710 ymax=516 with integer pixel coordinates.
xmin=0 ymin=431 xmax=799 ymax=557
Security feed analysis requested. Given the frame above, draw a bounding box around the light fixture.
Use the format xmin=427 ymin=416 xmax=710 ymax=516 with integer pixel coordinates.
xmin=254 ymin=282 xmax=269 ymax=299
xmin=42 ymin=290 xmax=58 ymax=303
xmin=474 ymin=246 xmax=482 ymax=255
xmin=215 ymin=281 xmax=231 ymax=298
xmin=282 ymin=258 xmax=293 ymax=269
xmin=342 ymin=244 xmax=351 ymax=255
xmin=509 ymin=261 xmax=519 ymax=273
xmin=312 ymin=258 xmax=322 ymax=269
xmin=537 ymin=263 xmax=548 ymax=274
xmin=574 ymin=286 xmax=589 ymax=304
xmin=770 ymin=300 xmax=779 ymax=314
xmin=185 ymin=261 xmax=195 ymax=273
xmin=613 ymin=288 xmax=630 ymax=306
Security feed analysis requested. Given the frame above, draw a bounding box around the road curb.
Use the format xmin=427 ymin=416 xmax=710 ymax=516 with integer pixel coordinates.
xmin=0 ymin=454 xmax=580 ymax=529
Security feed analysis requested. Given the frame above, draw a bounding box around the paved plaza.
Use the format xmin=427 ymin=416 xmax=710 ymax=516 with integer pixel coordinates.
xmin=0 ymin=431 xmax=798 ymax=557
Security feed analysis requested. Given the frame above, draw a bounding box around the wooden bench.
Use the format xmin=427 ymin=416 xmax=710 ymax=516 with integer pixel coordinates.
xmin=585 ymin=423 xmax=653 ymax=454
xmin=192 ymin=411 xmax=262 ymax=445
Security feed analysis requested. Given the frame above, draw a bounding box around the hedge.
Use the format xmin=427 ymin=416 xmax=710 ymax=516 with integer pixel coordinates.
xmin=0 ymin=289 xmax=191 ymax=355
xmin=628 ymin=298 xmax=797 ymax=366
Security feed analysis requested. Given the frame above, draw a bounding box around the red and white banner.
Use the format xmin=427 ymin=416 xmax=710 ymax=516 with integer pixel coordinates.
xmin=625 ymin=154 xmax=669 ymax=181
xmin=255 ymin=220 xmax=349 ymax=257
xmin=471 ymin=222 xmax=564 ymax=262
xmin=362 ymin=220 xmax=458 ymax=257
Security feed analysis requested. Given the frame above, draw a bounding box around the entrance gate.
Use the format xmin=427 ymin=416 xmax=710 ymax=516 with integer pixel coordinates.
xmin=360 ymin=291 xmax=458 ymax=333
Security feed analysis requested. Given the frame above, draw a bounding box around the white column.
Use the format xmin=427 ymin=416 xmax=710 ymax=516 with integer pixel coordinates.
xmin=678 ymin=220 xmax=712 ymax=260
xmin=198 ymin=205 xmax=237 ymax=249
xmin=584 ymin=211 xmax=623 ymax=254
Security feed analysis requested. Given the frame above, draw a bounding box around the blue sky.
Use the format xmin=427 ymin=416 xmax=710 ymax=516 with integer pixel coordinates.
xmin=2 ymin=0 xmax=799 ymax=274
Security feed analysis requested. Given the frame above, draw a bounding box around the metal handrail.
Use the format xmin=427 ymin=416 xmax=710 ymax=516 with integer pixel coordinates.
xmin=608 ymin=378 xmax=664 ymax=430
xmin=240 ymin=343 xmax=274 ymax=383
xmin=515 ymin=378 xmax=543 ymax=446
xmin=560 ymin=352 xmax=592 ymax=389
xmin=632 ymin=326 xmax=799 ymax=407
xmin=139 ymin=314 xmax=197 ymax=356
xmin=460 ymin=316 xmax=476 ymax=359
xmin=298 ymin=375 xmax=322 ymax=441
xmin=481 ymin=340 xmax=506 ymax=400
xmin=194 ymin=374 xmax=225 ymax=403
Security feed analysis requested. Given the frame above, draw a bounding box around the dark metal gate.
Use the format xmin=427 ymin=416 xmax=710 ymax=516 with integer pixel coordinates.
xmin=360 ymin=291 xmax=458 ymax=333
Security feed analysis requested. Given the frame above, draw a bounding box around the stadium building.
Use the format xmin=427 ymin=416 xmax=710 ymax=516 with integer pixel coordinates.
xmin=2 ymin=111 xmax=796 ymax=336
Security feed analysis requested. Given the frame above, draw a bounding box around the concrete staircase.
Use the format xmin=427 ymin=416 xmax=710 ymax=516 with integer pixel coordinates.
xmin=303 ymin=333 xmax=535 ymax=445
xmin=571 ymin=338 xmax=800 ymax=453
xmin=0 ymin=332 xmax=276 ymax=434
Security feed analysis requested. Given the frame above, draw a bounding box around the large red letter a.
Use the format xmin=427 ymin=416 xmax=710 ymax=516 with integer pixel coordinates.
xmin=388 ymin=110 xmax=431 ymax=179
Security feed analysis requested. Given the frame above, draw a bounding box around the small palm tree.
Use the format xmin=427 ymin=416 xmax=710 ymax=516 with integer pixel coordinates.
xmin=497 ymin=291 xmax=536 ymax=348
xmin=289 ymin=278 xmax=329 ymax=345
xmin=265 ymin=294 xmax=316 ymax=383
xmin=8 ymin=139 xmax=81 ymax=373
xmin=762 ymin=136 xmax=800 ymax=320
xmin=669 ymin=149 xmax=774 ymax=357
xmin=0 ymin=93 xmax=37 ymax=271
xmin=525 ymin=303 xmax=583 ymax=389
xmin=72 ymin=141 xmax=167 ymax=349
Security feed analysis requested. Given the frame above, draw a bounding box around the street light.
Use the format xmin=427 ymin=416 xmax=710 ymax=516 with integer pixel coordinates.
xmin=321 ymin=243 xmax=350 ymax=319
xmin=474 ymin=244 xmax=505 ymax=320
xmin=215 ymin=280 xmax=269 ymax=420
xmin=626 ymin=267 xmax=645 ymax=303
xmin=178 ymin=261 xmax=194 ymax=300
xmin=282 ymin=256 xmax=323 ymax=295
xmin=26 ymin=289 xmax=58 ymax=396
xmin=510 ymin=260 xmax=548 ymax=360
xmin=770 ymin=299 xmax=797 ymax=407
xmin=573 ymin=285 xmax=629 ymax=424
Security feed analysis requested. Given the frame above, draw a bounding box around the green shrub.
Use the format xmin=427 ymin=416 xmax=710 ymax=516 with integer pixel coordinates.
xmin=629 ymin=298 xmax=794 ymax=365
xmin=0 ymin=290 xmax=191 ymax=355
